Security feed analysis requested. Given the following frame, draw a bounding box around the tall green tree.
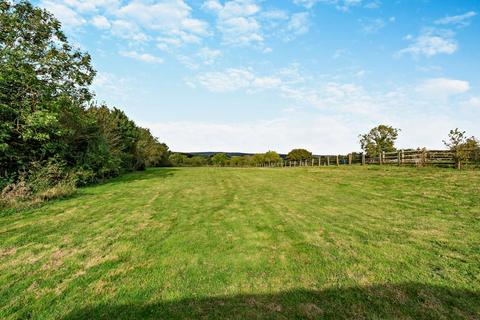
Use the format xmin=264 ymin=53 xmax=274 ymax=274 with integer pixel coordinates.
xmin=359 ymin=125 xmax=400 ymax=157
xmin=0 ymin=0 xmax=95 ymax=179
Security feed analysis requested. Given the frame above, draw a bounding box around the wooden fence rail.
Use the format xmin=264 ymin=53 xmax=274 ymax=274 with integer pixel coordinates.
xmin=275 ymin=148 xmax=480 ymax=169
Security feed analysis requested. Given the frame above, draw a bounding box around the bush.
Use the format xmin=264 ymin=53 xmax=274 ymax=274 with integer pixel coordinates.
xmin=0 ymin=160 xmax=77 ymax=210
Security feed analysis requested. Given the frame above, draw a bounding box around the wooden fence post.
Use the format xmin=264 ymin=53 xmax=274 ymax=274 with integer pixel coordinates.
xmin=318 ymin=156 xmax=321 ymax=166
xmin=312 ymin=158 xmax=314 ymax=166
xmin=348 ymin=153 xmax=352 ymax=165
xmin=401 ymin=150 xmax=404 ymax=165
xmin=422 ymin=148 xmax=427 ymax=167
xmin=336 ymin=155 xmax=339 ymax=166
xmin=362 ymin=153 xmax=365 ymax=165
xmin=327 ymin=157 xmax=330 ymax=166
xmin=397 ymin=151 xmax=401 ymax=166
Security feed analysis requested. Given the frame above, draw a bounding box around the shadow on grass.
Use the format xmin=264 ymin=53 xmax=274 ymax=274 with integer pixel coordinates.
xmin=0 ymin=168 xmax=178 ymax=216
xmin=92 ymin=167 xmax=179 ymax=186
xmin=63 ymin=283 xmax=479 ymax=319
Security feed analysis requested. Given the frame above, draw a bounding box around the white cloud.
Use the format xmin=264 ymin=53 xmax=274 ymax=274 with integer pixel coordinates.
xmin=398 ymin=29 xmax=457 ymax=57
xmin=92 ymin=71 xmax=134 ymax=103
xmin=293 ymin=0 xmax=363 ymax=12
xmin=178 ymin=47 xmax=222 ymax=69
xmin=261 ymin=9 xmax=289 ymax=21
xmin=62 ymin=0 xmax=120 ymax=13
xmin=91 ymin=15 xmax=111 ymax=29
xmin=196 ymin=68 xmax=281 ymax=92
xmin=461 ymin=96 xmax=480 ymax=109
xmin=41 ymin=1 xmax=86 ymax=27
xmin=118 ymin=1 xmax=208 ymax=35
xmin=286 ymin=12 xmax=310 ymax=38
xmin=364 ymin=1 xmax=380 ymax=9
xmin=119 ymin=50 xmax=164 ymax=64
xmin=359 ymin=18 xmax=386 ymax=34
xmin=198 ymin=47 xmax=222 ymax=64
xmin=111 ymin=19 xmax=149 ymax=42
xmin=203 ymin=0 xmax=264 ymax=46
xmin=42 ymin=0 xmax=210 ymax=50
xmin=416 ymin=78 xmax=470 ymax=99
xmin=435 ymin=11 xmax=477 ymax=27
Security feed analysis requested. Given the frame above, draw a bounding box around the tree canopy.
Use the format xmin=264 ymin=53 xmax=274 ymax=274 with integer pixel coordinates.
xmin=287 ymin=149 xmax=312 ymax=161
xmin=359 ymin=125 xmax=400 ymax=157
xmin=0 ymin=1 xmax=169 ymax=192
xmin=443 ymin=128 xmax=479 ymax=169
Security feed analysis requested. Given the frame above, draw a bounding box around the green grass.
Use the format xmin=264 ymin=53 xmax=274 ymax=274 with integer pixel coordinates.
xmin=1 ymin=166 xmax=479 ymax=319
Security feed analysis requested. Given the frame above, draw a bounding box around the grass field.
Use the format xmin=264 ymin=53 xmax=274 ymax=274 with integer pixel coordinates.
xmin=1 ymin=166 xmax=479 ymax=319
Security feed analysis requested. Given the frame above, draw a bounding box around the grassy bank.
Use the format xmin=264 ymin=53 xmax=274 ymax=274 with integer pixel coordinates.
xmin=1 ymin=166 xmax=479 ymax=319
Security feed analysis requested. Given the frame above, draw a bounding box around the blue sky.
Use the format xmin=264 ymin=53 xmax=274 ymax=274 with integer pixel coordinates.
xmin=35 ymin=0 xmax=480 ymax=153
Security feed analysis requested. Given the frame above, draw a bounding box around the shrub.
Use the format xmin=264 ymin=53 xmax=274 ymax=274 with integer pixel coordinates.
xmin=0 ymin=160 xmax=77 ymax=210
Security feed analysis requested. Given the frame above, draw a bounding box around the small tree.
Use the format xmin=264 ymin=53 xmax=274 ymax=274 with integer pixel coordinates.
xmin=169 ymin=153 xmax=188 ymax=167
xmin=287 ymin=149 xmax=312 ymax=162
xmin=211 ymin=153 xmax=228 ymax=167
xmin=189 ymin=156 xmax=207 ymax=167
xmin=359 ymin=125 xmax=400 ymax=157
xmin=443 ymin=129 xmax=479 ymax=169
xmin=252 ymin=153 xmax=265 ymax=166
xmin=264 ymin=151 xmax=281 ymax=166
xmin=230 ymin=156 xmax=242 ymax=167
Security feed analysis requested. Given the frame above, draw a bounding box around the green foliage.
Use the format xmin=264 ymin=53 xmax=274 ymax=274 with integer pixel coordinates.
xmin=169 ymin=153 xmax=189 ymax=167
xmin=287 ymin=149 xmax=312 ymax=161
xmin=229 ymin=156 xmax=242 ymax=167
xmin=211 ymin=153 xmax=228 ymax=166
xmin=0 ymin=159 xmax=77 ymax=209
xmin=0 ymin=1 xmax=170 ymax=207
xmin=264 ymin=151 xmax=281 ymax=165
xmin=359 ymin=125 xmax=400 ymax=156
xmin=443 ymin=128 xmax=479 ymax=169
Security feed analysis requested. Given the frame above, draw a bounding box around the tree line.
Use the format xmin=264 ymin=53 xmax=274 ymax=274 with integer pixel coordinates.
xmin=0 ymin=1 xmax=169 ymax=208
xmin=169 ymin=126 xmax=479 ymax=168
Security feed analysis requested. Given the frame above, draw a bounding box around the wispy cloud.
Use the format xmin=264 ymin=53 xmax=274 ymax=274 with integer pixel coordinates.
xmin=40 ymin=0 xmax=210 ymax=49
xmin=435 ymin=11 xmax=477 ymax=27
xmin=285 ymin=12 xmax=310 ymax=40
xmin=202 ymin=0 xmax=263 ymax=46
xmin=415 ymin=78 xmax=470 ymax=99
xmin=359 ymin=18 xmax=385 ymax=34
xmin=397 ymin=28 xmax=457 ymax=57
xmin=293 ymin=0 xmax=364 ymax=12
xmin=119 ymin=51 xmax=164 ymax=64
xmin=41 ymin=1 xmax=86 ymax=27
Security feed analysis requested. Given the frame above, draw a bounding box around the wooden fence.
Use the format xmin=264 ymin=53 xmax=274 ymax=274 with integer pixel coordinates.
xmin=275 ymin=149 xmax=480 ymax=169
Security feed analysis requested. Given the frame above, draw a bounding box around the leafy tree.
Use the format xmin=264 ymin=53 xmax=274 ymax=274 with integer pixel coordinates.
xmin=443 ymin=128 xmax=479 ymax=169
xmin=189 ymin=156 xmax=207 ymax=167
xmin=169 ymin=153 xmax=189 ymax=167
xmin=264 ymin=151 xmax=281 ymax=166
xmin=230 ymin=156 xmax=242 ymax=167
xmin=252 ymin=153 xmax=266 ymax=166
xmin=241 ymin=155 xmax=254 ymax=166
xmin=0 ymin=0 xmax=170 ymax=196
xmin=135 ymin=127 xmax=170 ymax=168
xmin=359 ymin=125 xmax=400 ymax=157
xmin=287 ymin=149 xmax=312 ymax=162
xmin=211 ymin=153 xmax=228 ymax=166
xmin=1 ymin=0 xmax=95 ymax=179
